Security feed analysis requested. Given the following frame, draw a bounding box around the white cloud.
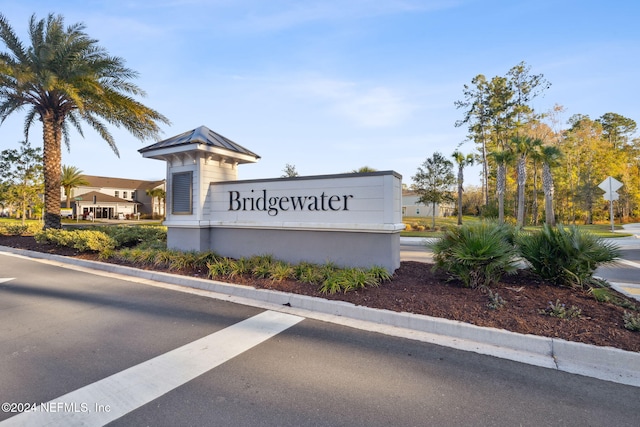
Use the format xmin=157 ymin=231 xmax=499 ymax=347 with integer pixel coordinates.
xmin=334 ymin=86 xmax=414 ymax=127
xmin=291 ymin=77 xmax=416 ymax=127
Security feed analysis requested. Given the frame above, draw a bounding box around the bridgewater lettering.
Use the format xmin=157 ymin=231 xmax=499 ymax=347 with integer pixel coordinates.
xmin=229 ymin=189 xmax=354 ymax=216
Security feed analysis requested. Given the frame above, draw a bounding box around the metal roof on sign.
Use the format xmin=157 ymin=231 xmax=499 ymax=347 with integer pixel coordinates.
xmin=139 ymin=125 xmax=261 ymax=159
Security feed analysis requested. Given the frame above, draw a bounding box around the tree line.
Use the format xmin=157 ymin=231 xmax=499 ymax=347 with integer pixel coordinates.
xmin=439 ymin=61 xmax=639 ymax=226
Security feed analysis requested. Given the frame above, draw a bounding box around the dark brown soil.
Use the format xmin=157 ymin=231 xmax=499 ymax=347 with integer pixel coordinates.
xmin=1 ymin=235 xmax=638 ymax=352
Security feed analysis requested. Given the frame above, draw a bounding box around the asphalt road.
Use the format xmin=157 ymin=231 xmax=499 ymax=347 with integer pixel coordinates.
xmin=1 ymin=252 xmax=639 ymax=426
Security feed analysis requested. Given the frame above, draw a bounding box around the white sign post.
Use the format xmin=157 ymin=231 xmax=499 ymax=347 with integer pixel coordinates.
xmin=598 ymin=176 xmax=623 ymax=232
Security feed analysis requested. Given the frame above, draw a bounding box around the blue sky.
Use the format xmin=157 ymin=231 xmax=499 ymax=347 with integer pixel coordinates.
xmin=1 ymin=1 xmax=639 ymax=187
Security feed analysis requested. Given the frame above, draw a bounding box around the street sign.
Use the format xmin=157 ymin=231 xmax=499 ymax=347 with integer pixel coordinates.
xmin=598 ymin=176 xmax=623 ymax=232
xmin=598 ymin=176 xmax=623 ymax=195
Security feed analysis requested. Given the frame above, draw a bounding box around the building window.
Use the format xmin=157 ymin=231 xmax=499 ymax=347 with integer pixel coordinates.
xmin=115 ymin=191 xmax=119 ymax=198
xmin=131 ymin=191 xmax=136 ymax=200
xmin=172 ymin=172 xmax=192 ymax=214
xmin=123 ymin=191 xmax=128 ymax=199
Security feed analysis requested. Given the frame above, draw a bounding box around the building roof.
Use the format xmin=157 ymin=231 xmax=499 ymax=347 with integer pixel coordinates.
xmin=70 ymin=191 xmax=139 ymax=204
xmin=138 ymin=125 xmax=261 ymax=159
xmin=81 ymin=175 xmax=164 ymax=191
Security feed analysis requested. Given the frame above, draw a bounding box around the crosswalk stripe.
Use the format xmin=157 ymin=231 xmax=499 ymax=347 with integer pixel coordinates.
xmin=1 ymin=310 xmax=303 ymax=427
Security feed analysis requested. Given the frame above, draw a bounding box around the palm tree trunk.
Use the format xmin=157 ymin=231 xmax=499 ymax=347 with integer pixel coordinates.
xmin=497 ymin=163 xmax=506 ymax=224
xmin=516 ymin=157 xmax=526 ymax=227
xmin=457 ymin=166 xmax=464 ymax=225
xmin=42 ymin=116 xmax=63 ymax=229
xmin=543 ymin=163 xmax=555 ymax=226
xmin=482 ymin=134 xmax=489 ymax=206
xmin=531 ymin=163 xmax=539 ymax=225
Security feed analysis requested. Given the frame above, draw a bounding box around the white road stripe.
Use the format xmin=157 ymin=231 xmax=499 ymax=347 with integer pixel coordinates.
xmin=0 ymin=278 xmax=14 ymax=284
xmin=1 ymin=310 xmax=303 ymax=427
xmin=617 ymin=258 xmax=640 ymax=269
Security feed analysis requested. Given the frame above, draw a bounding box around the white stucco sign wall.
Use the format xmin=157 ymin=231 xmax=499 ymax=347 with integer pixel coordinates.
xmin=209 ymin=173 xmax=403 ymax=232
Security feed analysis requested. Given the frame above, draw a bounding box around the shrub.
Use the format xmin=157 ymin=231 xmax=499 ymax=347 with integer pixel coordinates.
xmin=207 ymin=258 xmax=234 ymax=278
xmin=229 ymin=257 xmax=252 ymax=277
xmin=0 ymin=222 xmax=42 ymax=236
xmin=1 ymin=224 xmax=29 ymax=236
xmin=586 ymin=286 xmax=636 ymax=310
xmin=318 ymin=262 xmax=339 ymax=282
xmin=517 ymin=224 xmax=621 ymax=289
xmin=251 ymin=256 xmax=274 ymax=279
xmin=368 ymin=265 xmax=392 ymax=282
xmin=116 ymin=247 xmax=150 ymax=265
xmin=623 ymin=311 xmax=640 ymax=331
xmin=318 ymin=266 xmax=387 ymax=294
xmin=149 ymin=249 xmax=172 ymax=268
xmin=431 ymin=221 xmax=519 ymax=288
xmin=344 ymin=268 xmax=380 ymax=291
xmin=35 ymin=229 xmax=116 ymax=255
xmin=34 ymin=226 xmax=167 ymax=257
xmin=72 ymin=230 xmax=116 ymax=253
xmin=319 ymin=273 xmax=347 ymax=294
xmin=167 ymin=251 xmax=198 ymax=271
xmin=102 ymin=225 xmax=167 ymax=248
xmin=538 ymin=299 xmax=582 ymax=319
xmin=269 ymin=261 xmax=294 ymax=281
xmin=293 ymin=262 xmax=323 ymax=284
xmin=487 ymin=290 xmax=506 ymax=310
xmin=191 ymin=251 xmax=219 ymax=270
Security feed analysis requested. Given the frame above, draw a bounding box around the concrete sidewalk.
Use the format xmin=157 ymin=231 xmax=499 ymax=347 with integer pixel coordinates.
xmin=1 ymin=245 xmax=638 ymax=389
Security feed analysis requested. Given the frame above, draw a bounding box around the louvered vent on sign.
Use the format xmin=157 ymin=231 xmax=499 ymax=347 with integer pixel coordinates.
xmin=172 ymin=172 xmax=192 ymax=214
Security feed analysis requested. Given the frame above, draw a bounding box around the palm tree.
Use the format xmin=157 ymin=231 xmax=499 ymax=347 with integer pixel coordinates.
xmin=452 ymin=150 xmax=474 ymax=225
xmin=512 ymin=136 xmax=542 ymax=228
xmin=146 ymin=187 xmax=166 ymax=219
xmin=491 ymin=150 xmax=515 ymax=224
xmin=528 ymin=137 xmax=550 ymax=226
xmin=61 ymin=165 xmax=89 ymax=208
xmin=0 ymin=14 xmax=169 ymax=229
xmin=541 ymin=145 xmax=563 ymax=226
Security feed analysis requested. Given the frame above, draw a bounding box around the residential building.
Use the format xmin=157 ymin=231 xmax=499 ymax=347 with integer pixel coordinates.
xmin=402 ymin=189 xmax=454 ymax=218
xmin=62 ymin=175 xmax=165 ymax=219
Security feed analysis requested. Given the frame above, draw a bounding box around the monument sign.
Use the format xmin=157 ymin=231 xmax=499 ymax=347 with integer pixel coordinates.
xmin=140 ymin=126 xmax=404 ymax=272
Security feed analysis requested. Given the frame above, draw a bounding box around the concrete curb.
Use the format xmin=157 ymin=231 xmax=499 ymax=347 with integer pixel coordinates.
xmin=1 ymin=245 xmax=639 ymax=388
